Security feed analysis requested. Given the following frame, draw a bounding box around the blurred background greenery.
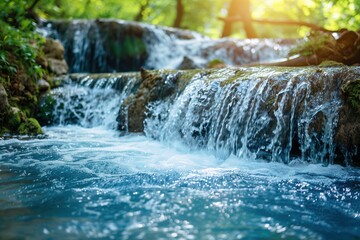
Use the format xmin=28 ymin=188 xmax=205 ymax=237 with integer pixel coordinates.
xmin=20 ymin=0 xmax=360 ymax=38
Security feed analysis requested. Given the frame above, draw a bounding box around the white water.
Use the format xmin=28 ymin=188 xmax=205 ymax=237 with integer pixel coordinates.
xmin=24 ymin=125 xmax=355 ymax=180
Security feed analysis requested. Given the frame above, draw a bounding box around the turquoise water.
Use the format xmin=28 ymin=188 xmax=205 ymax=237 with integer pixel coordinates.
xmin=1 ymin=126 xmax=359 ymax=239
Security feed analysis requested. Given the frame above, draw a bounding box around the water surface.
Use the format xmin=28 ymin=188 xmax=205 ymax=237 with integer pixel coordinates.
xmin=0 ymin=126 xmax=359 ymax=239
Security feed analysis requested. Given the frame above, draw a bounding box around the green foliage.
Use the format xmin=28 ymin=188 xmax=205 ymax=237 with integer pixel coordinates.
xmin=32 ymin=0 xmax=360 ymax=38
xmin=0 ymin=20 xmax=45 ymax=79
xmin=0 ymin=0 xmax=46 ymax=136
xmin=7 ymin=109 xmax=22 ymax=130
xmin=0 ymin=0 xmax=36 ymax=31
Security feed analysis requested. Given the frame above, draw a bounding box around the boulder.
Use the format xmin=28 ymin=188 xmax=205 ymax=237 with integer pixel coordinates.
xmin=37 ymin=79 xmax=51 ymax=92
xmin=47 ymin=58 xmax=68 ymax=75
xmin=43 ymin=38 xmax=65 ymax=60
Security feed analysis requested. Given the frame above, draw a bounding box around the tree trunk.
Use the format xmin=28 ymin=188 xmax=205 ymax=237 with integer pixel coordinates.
xmin=134 ymin=0 xmax=149 ymax=22
xmin=173 ymin=0 xmax=184 ymax=28
xmin=221 ymin=0 xmax=256 ymax=38
xmin=26 ymin=0 xmax=41 ymax=23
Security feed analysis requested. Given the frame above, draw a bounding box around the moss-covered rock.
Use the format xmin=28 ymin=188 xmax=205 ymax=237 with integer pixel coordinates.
xmin=18 ymin=118 xmax=43 ymax=135
xmin=7 ymin=107 xmax=22 ymax=131
xmin=207 ymin=59 xmax=226 ymax=68
xmin=341 ymin=79 xmax=360 ymax=111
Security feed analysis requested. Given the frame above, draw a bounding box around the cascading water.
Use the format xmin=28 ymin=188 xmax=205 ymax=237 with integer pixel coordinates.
xmin=1 ymin=20 xmax=360 ymax=240
xmin=38 ymin=19 xmax=296 ymax=72
xmin=40 ymin=73 xmax=140 ymax=128
xmin=137 ymin=66 xmax=357 ymax=165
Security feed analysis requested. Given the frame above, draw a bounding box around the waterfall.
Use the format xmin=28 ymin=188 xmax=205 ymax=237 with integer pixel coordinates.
xmin=38 ymin=19 xmax=296 ymax=73
xmin=37 ymin=19 xmax=360 ymax=165
xmin=141 ymin=67 xmax=359 ymax=164
xmin=39 ymin=73 xmax=140 ymax=128
xmin=41 ymin=66 xmax=360 ymax=164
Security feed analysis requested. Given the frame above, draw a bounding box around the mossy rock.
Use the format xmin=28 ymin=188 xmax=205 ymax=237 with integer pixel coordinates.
xmin=7 ymin=108 xmax=22 ymax=130
xmin=18 ymin=118 xmax=43 ymax=135
xmin=207 ymin=58 xmax=225 ymax=68
xmin=318 ymin=60 xmax=345 ymax=67
xmin=342 ymin=79 xmax=360 ymax=111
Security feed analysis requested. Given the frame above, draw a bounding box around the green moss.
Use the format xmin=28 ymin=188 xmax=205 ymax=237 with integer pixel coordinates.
xmin=318 ymin=60 xmax=345 ymax=67
xmin=17 ymin=118 xmax=43 ymax=135
xmin=266 ymin=95 xmax=277 ymax=109
xmin=207 ymin=59 xmax=225 ymax=68
xmin=342 ymin=79 xmax=360 ymax=111
xmin=7 ymin=110 xmax=21 ymax=130
xmin=110 ymin=36 xmax=147 ymax=58
xmin=219 ymin=70 xmax=254 ymax=87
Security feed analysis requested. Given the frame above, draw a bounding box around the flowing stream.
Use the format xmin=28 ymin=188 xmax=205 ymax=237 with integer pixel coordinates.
xmin=0 ymin=20 xmax=359 ymax=239
xmin=1 ymin=70 xmax=360 ymax=239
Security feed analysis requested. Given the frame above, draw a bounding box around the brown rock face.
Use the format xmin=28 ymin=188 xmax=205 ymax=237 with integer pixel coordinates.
xmin=335 ymin=105 xmax=360 ymax=162
xmin=47 ymin=58 xmax=69 ymax=75
xmin=43 ymin=38 xmax=68 ymax=75
xmin=335 ymin=79 xmax=360 ymax=165
xmin=44 ymin=38 xmax=65 ymax=60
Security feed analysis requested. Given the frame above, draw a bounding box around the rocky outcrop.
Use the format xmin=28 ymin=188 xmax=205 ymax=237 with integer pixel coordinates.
xmin=38 ymin=65 xmax=360 ymax=165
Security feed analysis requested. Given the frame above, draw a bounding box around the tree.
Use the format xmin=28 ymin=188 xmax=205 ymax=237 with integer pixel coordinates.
xmin=27 ymin=0 xmax=360 ymax=38
xmin=221 ymin=0 xmax=256 ymax=38
xmin=173 ymin=0 xmax=184 ymax=28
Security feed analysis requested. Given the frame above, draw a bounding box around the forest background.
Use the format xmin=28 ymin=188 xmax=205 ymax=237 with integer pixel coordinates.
xmin=30 ymin=0 xmax=360 ymax=38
